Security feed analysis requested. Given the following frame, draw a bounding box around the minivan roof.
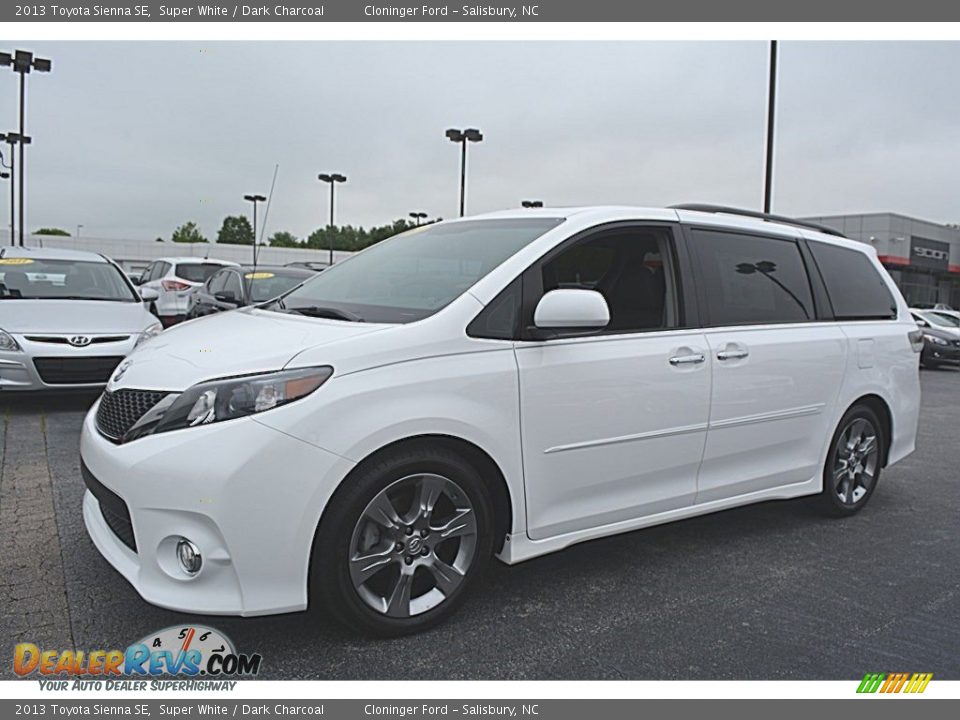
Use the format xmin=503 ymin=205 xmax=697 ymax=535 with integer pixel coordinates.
xmin=466 ymin=205 xmax=869 ymax=253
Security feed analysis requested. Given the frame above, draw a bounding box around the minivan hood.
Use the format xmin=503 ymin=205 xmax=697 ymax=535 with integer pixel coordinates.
xmin=0 ymin=299 xmax=154 ymax=334
xmin=113 ymin=307 xmax=392 ymax=391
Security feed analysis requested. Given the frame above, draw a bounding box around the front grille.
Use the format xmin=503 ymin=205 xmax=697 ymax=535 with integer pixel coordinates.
xmin=33 ymin=356 xmax=124 ymax=385
xmin=81 ymin=461 xmax=137 ymax=552
xmin=96 ymin=389 xmax=167 ymax=442
xmin=25 ymin=335 xmax=130 ymax=345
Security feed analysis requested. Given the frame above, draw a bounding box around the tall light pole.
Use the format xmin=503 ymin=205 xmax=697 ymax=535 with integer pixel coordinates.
xmin=409 ymin=211 xmax=427 ymax=226
xmin=243 ymin=194 xmax=266 ymax=266
xmin=0 ymin=170 xmax=8 ymax=245
xmin=76 ymin=224 xmax=83 ymax=240
xmin=521 ymin=200 xmax=543 ymax=208
xmin=0 ymin=133 xmax=27 ymax=246
xmin=317 ymin=173 xmax=346 ymax=265
xmin=445 ymin=128 xmax=482 ymax=217
xmin=763 ymin=40 xmax=778 ymax=214
xmin=0 ymin=139 xmax=12 ymax=245
xmin=1 ymin=50 xmax=52 ymax=246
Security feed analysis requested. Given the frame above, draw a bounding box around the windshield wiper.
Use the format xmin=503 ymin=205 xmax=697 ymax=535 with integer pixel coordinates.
xmin=286 ymin=305 xmax=364 ymax=322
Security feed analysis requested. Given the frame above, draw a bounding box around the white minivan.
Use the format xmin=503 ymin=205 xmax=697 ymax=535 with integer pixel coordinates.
xmin=79 ymin=205 xmax=921 ymax=635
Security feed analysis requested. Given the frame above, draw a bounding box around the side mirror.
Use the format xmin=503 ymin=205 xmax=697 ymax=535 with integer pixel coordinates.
xmin=139 ymin=287 xmax=159 ymax=302
xmin=915 ymin=318 xmax=929 ymax=328
xmin=214 ymin=291 xmax=240 ymax=306
xmin=533 ymin=289 xmax=609 ymax=333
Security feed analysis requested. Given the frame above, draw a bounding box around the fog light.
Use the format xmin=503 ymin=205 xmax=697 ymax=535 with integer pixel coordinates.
xmin=176 ymin=538 xmax=202 ymax=575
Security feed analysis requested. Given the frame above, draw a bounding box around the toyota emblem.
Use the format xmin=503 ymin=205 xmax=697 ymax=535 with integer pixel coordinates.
xmin=111 ymin=360 xmax=131 ymax=385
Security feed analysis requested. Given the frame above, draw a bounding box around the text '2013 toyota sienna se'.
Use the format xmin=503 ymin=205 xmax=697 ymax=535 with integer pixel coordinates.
xmin=80 ymin=205 xmax=921 ymax=636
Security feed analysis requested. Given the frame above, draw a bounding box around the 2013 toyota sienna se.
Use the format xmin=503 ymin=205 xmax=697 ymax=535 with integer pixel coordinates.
xmin=79 ymin=205 xmax=922 ymax=636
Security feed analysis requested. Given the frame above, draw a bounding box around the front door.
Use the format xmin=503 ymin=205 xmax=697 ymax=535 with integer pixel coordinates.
xmin=516 ymin=224 xmax=712 ymax=540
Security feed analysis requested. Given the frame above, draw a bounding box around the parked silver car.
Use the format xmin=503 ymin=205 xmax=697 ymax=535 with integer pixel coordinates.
xmin=0 ymin=247 xmax=162 ymax=391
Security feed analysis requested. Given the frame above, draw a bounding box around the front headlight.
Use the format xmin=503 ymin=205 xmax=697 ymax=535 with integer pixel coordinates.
xmin=924 ymin=334 xmax=948 ymax=346
xmin=131 ymin=366 xmax=333 ymax=439
xmin=0 ymin=328 xmax=22 ymax=352
xmin=134 ymin=322 xmax=163 ymax=349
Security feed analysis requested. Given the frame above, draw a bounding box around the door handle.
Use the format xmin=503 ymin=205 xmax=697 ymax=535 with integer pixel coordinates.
xmin=717 ymin=349 xmax=749 ymax=361
xmin=669 ymin=353 xmax=705 ymax=366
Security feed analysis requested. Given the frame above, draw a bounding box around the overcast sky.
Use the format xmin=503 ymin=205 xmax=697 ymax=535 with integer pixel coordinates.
xmin=3 ymin=41 xmax=959 ymax=241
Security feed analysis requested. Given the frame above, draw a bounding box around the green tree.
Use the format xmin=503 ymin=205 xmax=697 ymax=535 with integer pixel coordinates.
xmin=268 ymin=230 xmax=300 ymax=247
xmin=33 ymin=227 xmax=71 ymax=236
xmin=171 ymin=221 xmax=208 ymax=244
xmin=216 ymin=215 xmax=254 ymax=245
xmin=305 ymin=218 xmax=415 ymax=253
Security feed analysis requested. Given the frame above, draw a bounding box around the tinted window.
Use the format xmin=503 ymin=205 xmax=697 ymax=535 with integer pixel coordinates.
xmin=808 ymin=242 xmax=897 ymax=320
xmin=540 ymin=227 xmax=677 ymax=333
xmin=221 ymin=271 xmax=243 ymax=299
xmin=207 ymin=270 xmax=229 ymax=294
xmin=467 ymin=278 xmax=522 ymax=340
xmin=273 ymin=218 xmax=563 ymax=324
xmin=691 ymin=229 xmax=814 ymax=326
xmin=176 ymin=263 xmax=227 ymax=283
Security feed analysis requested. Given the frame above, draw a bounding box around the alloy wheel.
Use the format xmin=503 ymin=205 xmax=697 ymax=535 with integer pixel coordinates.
xmin=348 ymin=473 xmax=478 ymax=618
xmin=832 ymin=417 xmax=880 ymax=506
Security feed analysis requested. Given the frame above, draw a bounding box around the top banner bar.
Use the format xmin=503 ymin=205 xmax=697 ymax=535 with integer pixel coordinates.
xmin=4 ymin=0 xmax=960 ymax=23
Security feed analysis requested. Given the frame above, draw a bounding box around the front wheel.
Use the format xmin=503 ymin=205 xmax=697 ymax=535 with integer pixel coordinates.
xmin=311 ymin=445 xmax=495 ymax=636
xmin=817 ymin=405 xmax=885 ymax=517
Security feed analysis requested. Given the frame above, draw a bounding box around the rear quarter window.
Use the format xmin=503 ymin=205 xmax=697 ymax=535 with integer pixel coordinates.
xmin=808 ymin=242 xmax=897 ymax=320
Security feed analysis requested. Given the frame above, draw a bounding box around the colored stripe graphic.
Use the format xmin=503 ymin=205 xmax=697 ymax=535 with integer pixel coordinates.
xmin=857 ymin=672 xmax=932 ymax=694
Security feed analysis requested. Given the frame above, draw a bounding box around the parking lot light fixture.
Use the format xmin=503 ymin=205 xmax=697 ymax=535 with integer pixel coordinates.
xmin=0 ymin=133 xmax=29 ymax=246
xmin=445 ymin=127 xmax=483 ymax=217
xmin=317 ymin=173 xmax=347 ymax=265
xmin=409 ymin=211 xmax=428 ymax=226
xmin=2 ymin=49 xmax=52 ymax=246
xmin=243 ymin=194 xmax=267 ymax=266
xmin=521 ymin=200 xmax=544 ymax=209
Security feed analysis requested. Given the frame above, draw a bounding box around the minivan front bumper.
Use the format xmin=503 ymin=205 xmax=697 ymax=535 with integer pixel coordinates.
xmin=80 ymin=399 xmax=356 ymax=616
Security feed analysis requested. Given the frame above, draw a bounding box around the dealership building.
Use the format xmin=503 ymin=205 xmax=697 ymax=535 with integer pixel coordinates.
xmin=803 ymin=213 xmax=960 ymax=309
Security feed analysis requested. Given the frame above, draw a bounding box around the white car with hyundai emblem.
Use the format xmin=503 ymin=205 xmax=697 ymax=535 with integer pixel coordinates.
xmin=0 ymin=247 xmax=162 ymax=391
xmin=80 ymin=206 xmax=921 ymax=635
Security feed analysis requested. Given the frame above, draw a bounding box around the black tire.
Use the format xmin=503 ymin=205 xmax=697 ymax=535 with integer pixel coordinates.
xmin=817 ymin=404 xmax=885 ymax=517
xmin=310 ymin=443 xmax=496 ymax=636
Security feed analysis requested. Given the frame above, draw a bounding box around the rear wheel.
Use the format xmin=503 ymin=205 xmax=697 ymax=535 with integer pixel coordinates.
xmin=817 ymin=405 xmax=885 ymax=516
xmin=311 ymin=444 xmax=495 ymax=636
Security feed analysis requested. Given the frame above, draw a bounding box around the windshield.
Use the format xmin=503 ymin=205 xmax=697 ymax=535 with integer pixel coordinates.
xmin=931 ymin=311 xmax=960 ymax=327
xmin=177 ymin=263 xmax=229 ymax=283
xmin=0 ymin=258 xmax=137 ymax=301
xmin=921 ymin=311 xmax=958 ymax=328
xmin=268 ymin=218 xmax=563 ymax=323
xmin=245 ymin=271 xmax=312 ymax=303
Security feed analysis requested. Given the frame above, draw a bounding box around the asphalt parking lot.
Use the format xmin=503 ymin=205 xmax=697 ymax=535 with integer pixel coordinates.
xmin=2 ymin=369 xmax=959 ymax=681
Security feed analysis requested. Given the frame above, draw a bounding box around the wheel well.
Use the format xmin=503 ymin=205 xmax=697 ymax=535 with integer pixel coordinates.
xmin=851 ymin=394 xmax=893 ymax=467
xmin=327 ymin=434 xmax=514 ymax=552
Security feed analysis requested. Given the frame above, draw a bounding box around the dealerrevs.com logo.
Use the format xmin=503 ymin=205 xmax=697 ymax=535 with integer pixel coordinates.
xmin=14 ymin=625 xmax=261 ymax=689
xmin=857 ymin=672 xmax=933 ymax=694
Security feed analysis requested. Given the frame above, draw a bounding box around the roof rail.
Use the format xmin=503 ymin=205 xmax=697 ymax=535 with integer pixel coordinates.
xmin=670 ymin=203 xmax=847 ymax=238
